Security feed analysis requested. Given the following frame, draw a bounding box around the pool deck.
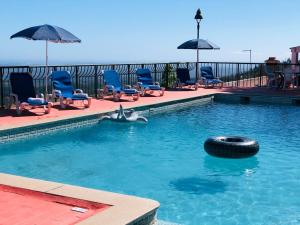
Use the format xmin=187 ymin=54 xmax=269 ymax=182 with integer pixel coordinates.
xmin=0 ymin=173 xmax=159 ymax=225
xmin=1 ymin=87 xmax=300 ymax=131
xmin=0 ymin=184 xmax=110 ymax=225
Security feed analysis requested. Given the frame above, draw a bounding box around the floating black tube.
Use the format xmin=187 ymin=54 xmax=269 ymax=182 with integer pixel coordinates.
xmin=204 ymin=136 xmax=259 ymax=158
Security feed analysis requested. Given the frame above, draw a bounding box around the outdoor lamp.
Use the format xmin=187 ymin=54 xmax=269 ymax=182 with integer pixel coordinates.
xmin=194 ymin=8 xmax=203 ymax=80
xmin=194 ymin=9 xmax=203 ymax=23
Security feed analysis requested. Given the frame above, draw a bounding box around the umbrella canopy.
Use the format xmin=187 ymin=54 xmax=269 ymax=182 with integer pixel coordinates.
xmin=10 ymin=24 xmax=81 ymax=43
xmin=178 ymin=38 xmax=220 ymax=80
xmin=177 ymin=39 xmax=220 ymax=50
xmin=10 ymin=24 xmax=81 ymax=95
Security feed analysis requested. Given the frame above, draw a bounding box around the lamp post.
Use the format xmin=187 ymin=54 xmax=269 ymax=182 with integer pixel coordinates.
xmin=195 ymin=8 xmax=203 ymax=80
xmin=242 ymin=49 xmax=252 ymax=64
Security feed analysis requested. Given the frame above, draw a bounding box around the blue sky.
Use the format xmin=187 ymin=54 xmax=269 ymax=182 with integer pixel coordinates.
xmin=1 ymin=0 xmax=300 ymax=65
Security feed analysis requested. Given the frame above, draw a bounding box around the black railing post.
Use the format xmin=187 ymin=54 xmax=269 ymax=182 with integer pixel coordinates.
xmin=237 ymin=63 xmax=240 ymax=87
xmin=94 ymin=66 xmax=98 ymax=97
xmin=154 ymin=64 xmax=157 ymax=82
xmin=165 ymin=63 xmax=169 ymax=89
xmin=259 ymin=64 xmax=263 ymax=87
xmin=249 ymin=64 xmax=251 ymax=87
xmin=0 ymin=67 xmax=3 ymax=108
xmin=215 ymin=63 xmax=218 ymax=78
xmin=75 ymin=66 xmax=79 ymax=89
xmin=127 ymin=64 xmax=130 ymax=85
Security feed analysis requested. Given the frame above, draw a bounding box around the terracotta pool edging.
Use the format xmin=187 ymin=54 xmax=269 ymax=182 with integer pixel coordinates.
xmin=0 ymin=173 xmax=159 ymax=225
xmin=0 ymin=94 xmax=215 ymax=143
xmin=1 ymin=90 xmax=300 ymax=143
xmin=0 ymin=93 xmax=216 ymax=131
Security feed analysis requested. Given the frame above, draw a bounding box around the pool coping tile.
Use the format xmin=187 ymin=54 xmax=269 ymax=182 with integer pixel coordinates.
xmin=0 ymin=173 xmax=159 ymax=225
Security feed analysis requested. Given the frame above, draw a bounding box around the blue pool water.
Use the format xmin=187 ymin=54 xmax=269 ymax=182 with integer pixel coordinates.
xmin=1 ymin=102 xmax=300 ymax=225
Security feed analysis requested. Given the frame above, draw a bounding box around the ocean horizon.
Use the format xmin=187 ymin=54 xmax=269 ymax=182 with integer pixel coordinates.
xmin=0 ymin=59 xmax=200 ymax=67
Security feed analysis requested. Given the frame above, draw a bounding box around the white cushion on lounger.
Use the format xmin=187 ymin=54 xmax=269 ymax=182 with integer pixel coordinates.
xmin=27 ymin=97 xmax=46 ymax=105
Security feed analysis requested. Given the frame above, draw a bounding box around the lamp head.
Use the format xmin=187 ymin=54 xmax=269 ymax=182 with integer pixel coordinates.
xmin=194 ymin=9 xmax=203 ymax=23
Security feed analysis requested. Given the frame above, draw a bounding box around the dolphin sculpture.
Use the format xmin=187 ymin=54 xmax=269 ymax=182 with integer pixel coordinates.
xmin=100 ymin=105 xmax=148 ymax=122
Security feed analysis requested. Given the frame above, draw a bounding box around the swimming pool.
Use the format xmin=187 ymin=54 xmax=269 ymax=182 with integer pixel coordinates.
xmin=1 ymin=102 xmax=300 ymax=225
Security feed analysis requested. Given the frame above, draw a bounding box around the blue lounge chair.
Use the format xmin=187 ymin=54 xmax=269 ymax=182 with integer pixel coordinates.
xmin=175 ymin=68 xmax=199 ymax=90
xmin=8 ymin=72 xmax=52 ymax=115
xmin=50 ymin=71 xmax=91 ymax=109
xmin=200 ymin=66 xmax=223 ymax=88
xmin=136 ymin=68 xmax=165 ymax=96
xmin=99 ymin=70 xmax=140 ymax=101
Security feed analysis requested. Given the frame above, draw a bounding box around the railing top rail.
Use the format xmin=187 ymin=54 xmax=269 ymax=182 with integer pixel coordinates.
xmin=0 ymin=62 xmax=190 ymax=68
xmin=0 ymin=62 xmax=300 ymax=69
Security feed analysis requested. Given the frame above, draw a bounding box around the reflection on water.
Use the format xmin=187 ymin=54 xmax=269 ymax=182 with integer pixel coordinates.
xmin=170 ymin=177 xmax=227 ymax=195
xmin=203 ymin=156 xmax=259 ymax=176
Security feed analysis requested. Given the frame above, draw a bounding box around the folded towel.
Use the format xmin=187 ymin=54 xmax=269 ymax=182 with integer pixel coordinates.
xmin=27 ymin=97 xmax=46 ymax=105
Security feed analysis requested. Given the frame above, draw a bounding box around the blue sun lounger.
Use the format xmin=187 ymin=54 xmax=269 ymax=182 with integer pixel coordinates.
xmin=136 ymin=68 xmax=165 ymax=96
xmin=8 ymin=72 xmax=52 ymax=115
xmin=200 ymin=66 xmax=223 ymax=88
xmin=50 ymin=71 xmax=91 ymax=109
xmin=99 ymin=70 xmax=140 ymax=101
xmin=175 ymin=68 xmax=199 ymax=90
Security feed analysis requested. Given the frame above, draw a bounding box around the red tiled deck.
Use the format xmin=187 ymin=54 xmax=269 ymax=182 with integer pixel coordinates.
xmin=0 ymin=88 xmax=220 ymax=130
xmin=0 ymin=173 xmax=159 ymax=225
xmin=0 ymin=184 xmax=110 ymax=225
xmin=0 ymin=87 xmax=300 ymax=130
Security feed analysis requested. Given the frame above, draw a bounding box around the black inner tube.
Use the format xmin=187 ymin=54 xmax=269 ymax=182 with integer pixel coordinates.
xmin=204 ymin=136 xmax=259 ymax=159
xmin=220 ymin=137 xmax=244 ymax=143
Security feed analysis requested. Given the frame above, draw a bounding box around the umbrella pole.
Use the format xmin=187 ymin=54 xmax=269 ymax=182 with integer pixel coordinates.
xmin=196 ymin=48 xmax=199 ymax=80
xmin=45 ymin=40 xmax=48 ymax=99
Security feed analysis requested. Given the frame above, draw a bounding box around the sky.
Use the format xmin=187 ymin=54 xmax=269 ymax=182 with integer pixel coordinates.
xmin=0 ymin=0 xmax=300 ymax=65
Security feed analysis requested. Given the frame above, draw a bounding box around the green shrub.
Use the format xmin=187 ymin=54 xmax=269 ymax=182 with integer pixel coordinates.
xmin=162 ymin=64 xmax=177 ymax=88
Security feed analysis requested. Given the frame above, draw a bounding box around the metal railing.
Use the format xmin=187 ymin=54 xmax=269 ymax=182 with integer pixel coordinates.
xmin=1 ymin=62 xmax=299 ymax=108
